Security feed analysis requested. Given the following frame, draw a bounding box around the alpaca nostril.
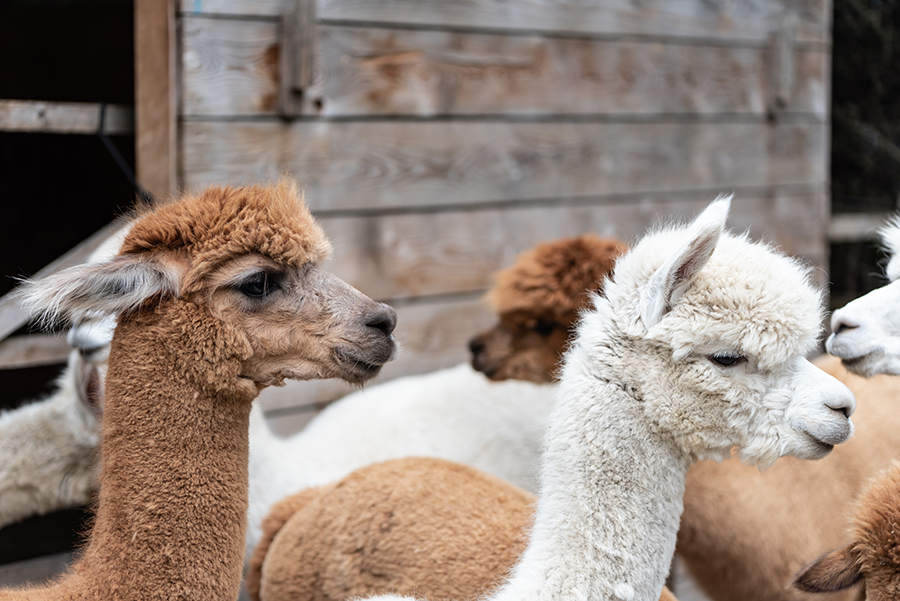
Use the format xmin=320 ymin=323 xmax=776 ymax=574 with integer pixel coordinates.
xmin=833 ymin=321 xmax=858 ymax=335
xmin=827 ymin=403 xmax=851 ymax=418
xmin=366 ymin=305 xmax=397 ymax=336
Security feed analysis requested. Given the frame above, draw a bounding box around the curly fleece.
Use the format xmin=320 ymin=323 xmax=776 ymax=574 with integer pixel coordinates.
xmin=122 ymin=179 xmax=332 ymax=293
xmin=487 ymin=235 xmax=626 ymax=320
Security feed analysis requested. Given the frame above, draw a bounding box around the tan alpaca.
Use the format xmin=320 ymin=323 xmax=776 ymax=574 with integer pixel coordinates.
xmin=4 ymin=181 xmax=396 ymax=601
xmin=468 ymin=234 xmax=626 ymax=383
xmin=247 ymin=457 xmax=677 ymax=601
xmin=789 ymin=461 xmax=900 ymax=601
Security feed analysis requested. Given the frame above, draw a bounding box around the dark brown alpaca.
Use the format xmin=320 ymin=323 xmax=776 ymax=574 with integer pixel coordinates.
xmin=6 ymin=180 xmax=396 ymax=601
xmin=468 ymin=235 xmax=626 ymax=383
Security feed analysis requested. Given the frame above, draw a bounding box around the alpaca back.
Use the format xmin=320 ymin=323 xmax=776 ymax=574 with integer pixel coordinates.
xmin=252 ymin=457 xmax=533 ymax=601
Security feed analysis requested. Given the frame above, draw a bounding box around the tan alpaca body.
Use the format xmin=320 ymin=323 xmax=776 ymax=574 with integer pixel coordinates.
xmin=5 ymin=181 xmax=396 ymax=601
xmin=677 ymin=354 xmax=900 ymax=601
xmin=790 ymin=461 xmax=900 ymax=600
xmin=248 ymin=457 xmax=676 ymax=601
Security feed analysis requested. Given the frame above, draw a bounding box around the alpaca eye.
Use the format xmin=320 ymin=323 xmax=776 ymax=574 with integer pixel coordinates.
xmin=533 ymin=320 xmax=557 ymax=336
xmin=238 ymin=273 xmax=277 ymax=298
xmin=708 ymin=352 xmax=744 ymax=367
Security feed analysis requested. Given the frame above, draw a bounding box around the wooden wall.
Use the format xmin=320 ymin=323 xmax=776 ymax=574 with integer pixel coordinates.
xmin=173 ymin=0 xmax=832 ymax=433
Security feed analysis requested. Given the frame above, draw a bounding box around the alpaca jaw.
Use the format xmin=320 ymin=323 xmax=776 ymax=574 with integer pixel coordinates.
xmin=780 ymin=357 xmax=855 ymax=459
xmin=828 ymin=280 xmax=900 ymax=377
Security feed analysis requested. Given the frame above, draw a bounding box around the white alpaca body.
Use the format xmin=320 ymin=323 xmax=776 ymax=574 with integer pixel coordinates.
xmin=362 ymin=197 xmax=856 ymax=601
xmin=828 ymin=217 xmax=900 ymax=376
xmin=247 ymin=364 xmax=551 ymax=554
xmin=0 ymin=354 xmax=99 ymax=527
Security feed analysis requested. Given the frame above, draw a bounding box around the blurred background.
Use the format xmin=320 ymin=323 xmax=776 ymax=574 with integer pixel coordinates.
xmin=0 ymin=0 xmax=897 ymax=589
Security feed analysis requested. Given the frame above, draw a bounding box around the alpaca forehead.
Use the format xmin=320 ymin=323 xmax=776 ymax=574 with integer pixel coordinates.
xmin=121 ymin=182 xmax=332 ymax=271
xmin=617 ymin=231 xmax=822 ymax=361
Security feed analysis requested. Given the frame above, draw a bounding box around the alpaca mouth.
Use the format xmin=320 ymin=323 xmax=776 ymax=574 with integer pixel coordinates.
xmin=333 ymin=348 xmax=389 ymax=383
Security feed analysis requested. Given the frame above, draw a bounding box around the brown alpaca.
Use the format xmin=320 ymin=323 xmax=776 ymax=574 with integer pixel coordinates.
xmin=246 ymin=457 xmax=677 ymax=601
xmin=5 ymin=181 xmax=396 ymax=601
xmin=790 ymin=461 xmax=900 ymax=601
xmin=468 ymin=234 xmax=626 ymax=383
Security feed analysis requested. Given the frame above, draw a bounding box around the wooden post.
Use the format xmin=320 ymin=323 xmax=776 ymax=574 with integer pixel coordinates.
xmin=135 ymin=0 xmax=177 ymax=199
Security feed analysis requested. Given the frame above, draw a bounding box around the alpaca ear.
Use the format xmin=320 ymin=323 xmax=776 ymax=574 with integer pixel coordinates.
xmin=639 ymin=195 xmax=731 ymax=329
xmin=790 ymin=544 xmax=863 ymax=593
xmin=17 ymin=253 xmax=184 ymax=328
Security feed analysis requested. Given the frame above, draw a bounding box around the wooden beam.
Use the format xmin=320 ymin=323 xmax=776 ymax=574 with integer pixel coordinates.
xmin=0 ymin=100 xmax=134 ymax=135
xmin=829 ymin=212 xmax=891 ymax=243
xmin=180 ymin=18 xmax=828 ymax=119
xmin=135 ymin=0 xmax=177 ymax=199
xmin=0 ymin=335 xmax=70 ymax=370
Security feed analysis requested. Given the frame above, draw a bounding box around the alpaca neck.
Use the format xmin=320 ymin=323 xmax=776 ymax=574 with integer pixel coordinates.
xmin=494 ymin=347 xmax=690 ymax=601
xmin=52 ymin=302 xmax=254 ymax=601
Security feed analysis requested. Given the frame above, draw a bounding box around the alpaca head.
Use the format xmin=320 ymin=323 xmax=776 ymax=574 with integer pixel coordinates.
xmin=20 ymin=181 xmax=397 ymax=393
xmin=575 ymin=195 xmax=855 ymax=467
xmin=468 ymin=235 xmax=626 ymax=383
xmin=827 ymin=217 xmax=900 ymax=376
xmin=791 ymin=462 xmax=900 ymax=601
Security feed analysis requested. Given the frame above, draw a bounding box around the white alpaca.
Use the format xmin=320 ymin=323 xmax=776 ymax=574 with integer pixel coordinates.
xmin=0 ymin=353 xmax=99 ymax=527
xmin=366 ymin=196 xmax=855 ymax=601
xmin=827 ymin=217 xmax=900 ymax=376
xmin=0 ymin=225 xmax=131 ymax=529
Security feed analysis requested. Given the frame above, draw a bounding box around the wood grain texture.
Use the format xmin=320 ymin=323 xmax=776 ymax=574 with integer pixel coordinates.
xmin=181 ymin=120 xmax=827 ymax=211
xmin=0 ymin=101 xmax=134 ymax=135
xmin=180 ymin=18 xmax=828 ymax=118
xmin=177 ymin=0 xmax=829 ymax=45
xmin=0 ymin=335 xmax=70 ymax=370
xmin=315 ymin=188 xmax=828 ymax=301
xmin=136 ymin=0 xmax=177 ymax=198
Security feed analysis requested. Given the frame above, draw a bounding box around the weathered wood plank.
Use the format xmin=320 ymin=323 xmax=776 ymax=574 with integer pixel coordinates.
xmin=828 ymin=212 xmax=890 ymax=242
xmin=181 ymin=121 xmax=827 ymax=211
xmin=315 ymin=188 xmax=828 ymax=301
xmin=257 ymin=293 xmax=495 ymax=417
xmin=136 ymin=0 xmax=178 ymax=198
xmin=181 ymin=18 xmax=828 ymax=118
xmin=0 ymin=335 xmax=70 ymax=370
xmin=0 ymin=552 xmax=75 ymax=588
xmin=177 ymin=0 xmax=829 ymax=45
xmin=181 ymin=17 xmax=282 ymax=116
xmin=0 ymin=101 xmax=134 ymax=135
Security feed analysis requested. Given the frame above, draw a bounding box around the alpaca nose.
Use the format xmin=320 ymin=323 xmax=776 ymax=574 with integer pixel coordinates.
xmin=469 ymin=336 xmax=486 ymax=357
xmin=366 ymin=304 xmax=397 ymax=337
xmin=830 ymin=313 xmax=860 ymax=336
